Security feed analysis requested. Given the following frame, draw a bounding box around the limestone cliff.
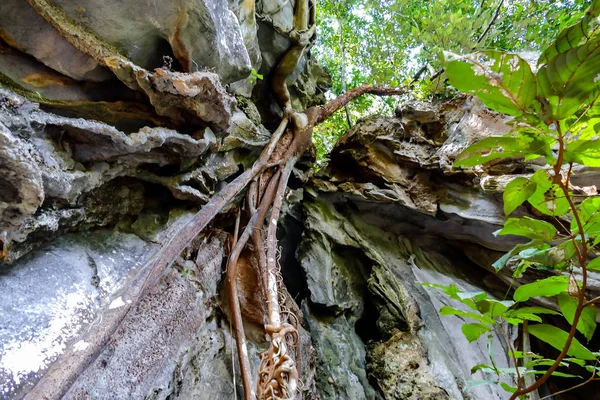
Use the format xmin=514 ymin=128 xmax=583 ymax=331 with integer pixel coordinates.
xmin=1 ymin=2 xmax=599 ymax=400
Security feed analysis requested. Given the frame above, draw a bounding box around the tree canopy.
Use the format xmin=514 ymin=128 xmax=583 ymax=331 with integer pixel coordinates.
xmin=313 ymin=0 xmax=590 ymax=164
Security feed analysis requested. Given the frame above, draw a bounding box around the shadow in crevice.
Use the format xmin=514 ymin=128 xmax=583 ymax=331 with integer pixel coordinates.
xmin=278 ymin=208 xmax=308 ymax=304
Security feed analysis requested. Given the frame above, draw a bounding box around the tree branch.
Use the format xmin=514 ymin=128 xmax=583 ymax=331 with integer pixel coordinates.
xmin=476 ymin=0 xmax=504 ymax=44
xmin=317 ymin=84 xmax=405 ymax=124
xmin=509 ymin=123 xmax=590 ymax=400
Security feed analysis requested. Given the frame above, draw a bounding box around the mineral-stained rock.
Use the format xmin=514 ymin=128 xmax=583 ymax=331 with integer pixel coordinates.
xmin=0 ymin=45 xmax=126 ymax=103
xmin=45 ymin=0 xmax=252 ymax=84
xmin=143 ymin=67 xmax=237 ymax=133
xmin=0 ymin=122 xmax=44 ymax=231
xmin=367 ymin=330 xmax=448 ymax=400
xmin=0 ymin=0 xmax=111 ymax=82
xmin=0 ymin=230 xmax=157 ymax=398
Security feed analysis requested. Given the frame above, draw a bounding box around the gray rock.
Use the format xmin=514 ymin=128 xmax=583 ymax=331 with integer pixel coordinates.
xmin=0 ymin=122 xmax=44 ymax=231
xmin=367 ymin=330 xmax=448 ymax=400
xmin=48 ymin=0 xmax=252 ymax=84
xmin=0 ymin=48 xmax=116 ymax=102
xmin=303 ymin=303 xmax=377 ymax=400
xmin=0 ymin=87 xmax=229 ymax=262
xmin=221 ymin=109 xmax=271 ymax=151
xmin=0 ymin=230 xmax=156 ymax=399
xmin=0 ymin=0 xmax=111 ymax=82
xmin=61 ymin=233 xmax=227 ymax=400
xmin=298 ymin=191 xmax=515 ymax=399
xmin=33 ymin=0 xmax=251 ymax=82
xmin=435 ymin=97 xmax=512 ymax=171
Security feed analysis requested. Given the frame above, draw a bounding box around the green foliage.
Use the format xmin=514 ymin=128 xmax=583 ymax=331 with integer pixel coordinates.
xmin=558 ymin=292 xmax=597 ymax=342
xmin=513 ymin=276 xmax=570 ymax=302
xmin=424 ymin=1 xmax=600 ymax=396
xmin=445 ymin=50 xmax=536 ymax=116
xmin=313 ymin=0 xmax=587 ymax=165
xmin=503 ymin=177 xmax=537 ymax=215
xmin=250 ymin=68 xmax=263 ymax=84
xmin=528 ymin=324 xmax=596 ymax=360
xmin=452 ymin=134 xmax=555 ymax=168
xmin=495 ymin=217 xmax=557 ymax=241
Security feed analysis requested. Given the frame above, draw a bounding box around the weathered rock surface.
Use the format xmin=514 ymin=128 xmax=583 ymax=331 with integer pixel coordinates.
xmin=367 ymin=330 xmax=447 ymax=400
xmin=2 ymin=3 xmax=598 ymax=400
xmin=297 ymin=190 xmax=514 ymax=400
xmin=0 ymin=0 xmax=111 ymax=82
xmin=0 ymin=88 xmax=225 ymax=262
xmin=0 ymin=230 xmax=157 ymax=398
xmin=0 ymin=2 xmax=328 ymax=397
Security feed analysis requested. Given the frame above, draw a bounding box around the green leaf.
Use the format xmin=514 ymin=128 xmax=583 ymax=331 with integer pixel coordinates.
xmin=551 ymin=371 xmax=582 ymax=378
xmin=457 ymin=291 xmax=489 ymax=303
xmin=513 ymin=276 xmax=569 ymax=302
xmin=508 ymin=313 xmax=542 ymax=323
xmin=503 ymin=178 xmax=537 ymax=216
xmin=574 ymin=197 xmax=600 ymax=230
xmin=492 ymin=240 xmax=543 ymax=270
xmin=539 ymin=0 xmax=600 ymax=65
xmin=445 ymin=51 xmax=536 ymax=116
xmin=528 ymin=170 xmax=570 ymax=216
xmin=500 ymin=382 xmax=517 ymax=393
xmin=588 ymin=258 xmax=600 ymax=271
xmin=509 ymin=350 xmax=537 ymax=360
xmin=495 ymin=217 xmax=557 ymax=241
xmin=470 ymin=364 xmax=497 ymax=375
xmin=511 ymin=306 xmax=560 ymax=316
xmin=513 ymin=260 xmax=533 ymax=278
xmin=566 ymin=101 xmax=600 ymax=141
xmin=440 ymin=306 xmax=495 ymax=325
xmin=586 ymin=365 xmax=600 ymax=373
xmin=558 ymin=292 xmax=597 ymax=342
xmin=525 ymin=358 xmax=568 ymax=368
xmin=528 ymin=324 xmax=596 ymax=360
xmin=422 ymin=283 xmax=472 ymax=307
xmin=518 ymin=241 xmax=576 ymax=268
xmin=564 ymin=139 xmax=600 ymax=167
xmin=525 ymin=370 xmax=581 ymax=378
xmin=476 ymin=299 xmax=514 ymax=318
xmin=565 ymin=357 xmax=587 ymax=367
xmin=462 ymin=323 xmax=491 ymax=343
xmin=505 ymin=306 xmax=560 ymax=323
xmin=453 ymin=133 xmax=554 ymax=168
xmin=537 ymin=40 xmax=600 ymax=120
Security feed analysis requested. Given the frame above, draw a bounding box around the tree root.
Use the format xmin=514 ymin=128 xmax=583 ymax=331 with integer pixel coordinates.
xmin=257 ymin=323 xmax=300 ymax=400
xmin=227 ymin=170 xmax=282 ymax=400
xmin=271 ymin=0 xmax=317 ymax=110
xmin=22 ymin=4 xmax=408 ymax=399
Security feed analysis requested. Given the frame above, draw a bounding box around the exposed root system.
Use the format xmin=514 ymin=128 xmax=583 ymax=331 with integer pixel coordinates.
xmin=21 ymin=1 xmax=406 ymax=399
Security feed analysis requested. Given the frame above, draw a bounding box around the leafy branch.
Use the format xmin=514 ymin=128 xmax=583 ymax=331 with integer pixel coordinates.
xmin=429 ymin=1 xmax=600 ymax=398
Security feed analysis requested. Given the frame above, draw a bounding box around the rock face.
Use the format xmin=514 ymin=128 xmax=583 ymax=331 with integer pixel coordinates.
xmin=2 ymin=3 xmax=598 ymax=400
xmin=0 ymin=0 xmax=327 ymax=398
xmin=0 ymin=230 xmax=157 ymax=398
